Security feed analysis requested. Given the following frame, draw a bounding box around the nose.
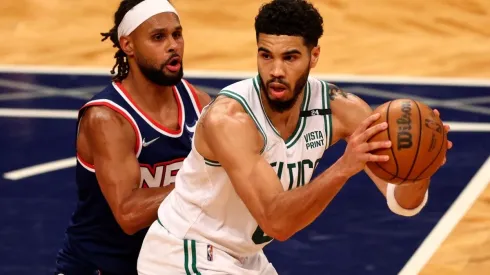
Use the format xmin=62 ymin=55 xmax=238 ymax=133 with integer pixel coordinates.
xmin=167 ymin=36 xmax=179 ymax=53
xmin=270 ymin=60 xmax=285 ymax=79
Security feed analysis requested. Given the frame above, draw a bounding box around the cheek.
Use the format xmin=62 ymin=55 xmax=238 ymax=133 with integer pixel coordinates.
xmin=257 ymin=62 xmax=266 ymax=76
xmin=173 ymin=38 xmax=185 ymax=53
xmin=144 ymin=45 xmax=171 ymax=65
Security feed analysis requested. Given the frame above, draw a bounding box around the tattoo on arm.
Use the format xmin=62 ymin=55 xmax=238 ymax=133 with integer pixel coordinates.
xmin=328 ymin=83 xmax=357 ymax=101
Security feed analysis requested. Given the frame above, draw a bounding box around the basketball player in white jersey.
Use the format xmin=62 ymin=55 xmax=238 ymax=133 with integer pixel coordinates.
xmin=137 ymin=0 xmax=452 ymax=274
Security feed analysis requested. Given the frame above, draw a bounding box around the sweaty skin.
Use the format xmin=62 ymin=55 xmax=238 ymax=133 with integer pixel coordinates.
xmin=191 ymin=33 xmax=451 ymax=241
xmin=78 ymin=88 xmax=210 ymax=235
xmin=77 ymin=12 xmax=213 ymax=235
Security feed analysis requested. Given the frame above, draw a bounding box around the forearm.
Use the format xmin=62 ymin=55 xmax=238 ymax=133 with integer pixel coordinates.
xmin=365 ymin=167 xmax=429 ymax=216
xmin=267 ymin=161 xmax=350 ymax=240
xmin=119 ymin=185 xmax=175 ymax=234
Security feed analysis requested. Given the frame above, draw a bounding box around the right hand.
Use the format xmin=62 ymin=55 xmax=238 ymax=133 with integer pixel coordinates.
xmin=339 ymin=113 xmax=392 ymax=177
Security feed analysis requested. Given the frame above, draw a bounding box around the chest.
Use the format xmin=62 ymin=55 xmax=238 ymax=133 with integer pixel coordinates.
xmin=263 ymin=120 xmax=327 ymax=191
xmin=136 ymin=118 xmax=197 ymax=189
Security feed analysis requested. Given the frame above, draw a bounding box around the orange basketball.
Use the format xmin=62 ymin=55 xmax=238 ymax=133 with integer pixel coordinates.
xmin=366 ymin=99 xmax=447 ymax=185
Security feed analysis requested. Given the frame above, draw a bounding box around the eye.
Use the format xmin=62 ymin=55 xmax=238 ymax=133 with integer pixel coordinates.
xmin=261 ymin=53 xmax=271 ymax=60
xmin=284 ymin=55 xmax=296 ymax=62
xmin=173 ymin=31 xmax=182 ymax=39
xmin=153 ymin=33 xmax=164 ymax=41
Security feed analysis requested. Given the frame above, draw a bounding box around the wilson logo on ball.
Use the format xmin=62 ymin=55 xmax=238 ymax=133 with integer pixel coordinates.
xmin=396 ymin=101 xmax=413 ymax=150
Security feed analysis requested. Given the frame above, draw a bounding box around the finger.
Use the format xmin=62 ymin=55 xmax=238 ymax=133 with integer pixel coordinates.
xmin=366 ymin=154 xmax=390 ymax=162
xmin=353 ymin=113 xmax=381 ymax=136
xmin=433 ymin=109 xmax=440 ymax=117
xmin=357 ymin=122 xmax=388 ymax=143
xmin=359 ymin=140 xmax=392 ymax=153
xmin=444 ymin=124 xmax=450 ymax=132
xmin=441 ymin=157 xmax=446 ymax=166
xmin=447 ymin=140 xmax=453 ymax=149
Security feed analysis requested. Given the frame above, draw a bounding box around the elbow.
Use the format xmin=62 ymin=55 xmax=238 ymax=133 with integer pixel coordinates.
xmin=270 ymin=231 xmax=293 ymax=242
xmin=258 ymin=216 xmax=295 ymax=242
xmin=121 ymin=224 xmax=139 ymax=235
xmin=262 ymin=222 xmax=294 ymax=242
xmin=117 ymin=215 xmax=139 ymax=235
xmin=115 ymin=207 xmax=140 ymax=235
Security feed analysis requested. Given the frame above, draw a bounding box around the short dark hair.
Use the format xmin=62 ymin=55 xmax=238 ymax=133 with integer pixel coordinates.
xmin=100 ymin=0 xmax=145 ymax=82
xmin=254 ymin=0 xmax=324 ymax=48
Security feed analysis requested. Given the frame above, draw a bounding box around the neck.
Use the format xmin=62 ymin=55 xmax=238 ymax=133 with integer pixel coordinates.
xmin=122 ymin=70 xmax=176 ymax=112
xmin=260 ymin=88 xmax=305 ymax=138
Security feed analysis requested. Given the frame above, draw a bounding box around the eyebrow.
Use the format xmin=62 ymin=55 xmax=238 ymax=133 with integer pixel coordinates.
xmin=283 ymin=49 xmax=301 ymax=55
xmin=258 ymin=47 xmax=271 ymax=53
xmin=150 ymin=26 xmax=183 ymax=33
xmin=258 ymin=47 xmax=301 ymax=55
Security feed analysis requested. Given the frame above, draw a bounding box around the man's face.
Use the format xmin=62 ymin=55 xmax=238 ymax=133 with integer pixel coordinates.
xmin=129 ymin=12 xmax=184 ymax=86
xmin=256 ymin=34 xmax=319 ymax=113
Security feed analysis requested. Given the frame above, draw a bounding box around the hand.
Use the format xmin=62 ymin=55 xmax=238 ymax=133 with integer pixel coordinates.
xmin=338 ymin=113 xmax=392 ymax=177
xmin=433 ymin=109 xmax=453 ymax=166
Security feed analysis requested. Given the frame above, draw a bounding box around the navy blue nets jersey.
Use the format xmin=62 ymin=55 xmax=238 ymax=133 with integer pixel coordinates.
xmin=56 ymin=80 xmax=202 ymax=275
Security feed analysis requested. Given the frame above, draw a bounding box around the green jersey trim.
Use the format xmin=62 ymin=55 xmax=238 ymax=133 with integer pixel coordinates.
xmin=321 ymin=81 xmax=333 ymax=149
xmin=219 ymin=89 xmax=268 ymax=154
xmin=252 ymin=75 xmax=311 ymax=148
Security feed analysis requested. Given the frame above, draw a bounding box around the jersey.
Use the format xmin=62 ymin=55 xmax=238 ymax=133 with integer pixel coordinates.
xmin=157 ymin=75 xmax=333 ymax=257
xmin=55 ymin=80 xmax=202 ymax=275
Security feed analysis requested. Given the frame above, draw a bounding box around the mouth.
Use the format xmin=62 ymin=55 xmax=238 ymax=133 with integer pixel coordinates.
xmin=165 ymin=56 xmax=182 ymax=73
xmin=268 ymin=82 xmax=287 ymax=98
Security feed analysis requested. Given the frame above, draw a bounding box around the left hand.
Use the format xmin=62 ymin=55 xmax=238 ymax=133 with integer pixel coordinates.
xmin=433 ymin=109 xmax=453 ymax=166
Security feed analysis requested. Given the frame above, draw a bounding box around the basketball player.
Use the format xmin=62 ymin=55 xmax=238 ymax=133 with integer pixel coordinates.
xmin=54 ymin=0 xmax=211 ymax=274
xmin=137 ymin=0 xmax=452 ymax=274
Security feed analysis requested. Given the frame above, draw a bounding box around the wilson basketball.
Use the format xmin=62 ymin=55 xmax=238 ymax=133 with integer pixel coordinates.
xmin=366 ymin=99 xmax=447 ymax=184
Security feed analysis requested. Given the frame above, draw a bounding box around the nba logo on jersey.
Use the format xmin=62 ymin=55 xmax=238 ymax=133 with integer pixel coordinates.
xmin=207 ymin=244 xmax=213 ymax=261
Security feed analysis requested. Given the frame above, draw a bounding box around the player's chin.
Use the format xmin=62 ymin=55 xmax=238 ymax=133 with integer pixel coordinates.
xmin=162 ymin=68 xmax=183 ymax=80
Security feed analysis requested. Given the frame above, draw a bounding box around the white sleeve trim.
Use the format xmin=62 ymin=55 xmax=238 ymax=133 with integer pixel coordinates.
xmin=386 ymin=183 xmax=428 ymax=217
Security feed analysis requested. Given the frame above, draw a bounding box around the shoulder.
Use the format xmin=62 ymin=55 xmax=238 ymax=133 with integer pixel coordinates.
xmin=201 ymin=96 xmax=253 ymax=130
xmin=77 ymin=104 xmax=136 ymax=158
xmin=327 ymin=83 xmax=373 ymax=139
xmin=221 ymin=78 xmax=256 ymax=94
xmin=80 ymin=105 xmax=134 ymax=137
xmin=181 ymin=79 xmax=212 ymax=107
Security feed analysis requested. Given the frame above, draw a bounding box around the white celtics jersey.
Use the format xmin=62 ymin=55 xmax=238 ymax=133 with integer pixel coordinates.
xmin=157 ymin=75 xmax=333 ymax=257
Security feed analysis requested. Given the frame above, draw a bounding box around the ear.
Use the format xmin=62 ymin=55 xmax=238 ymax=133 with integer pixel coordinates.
xmin=119 ymin=36 xmax=135 ymax=57
xmin=310 ymin=46 xmax=321 ymax=69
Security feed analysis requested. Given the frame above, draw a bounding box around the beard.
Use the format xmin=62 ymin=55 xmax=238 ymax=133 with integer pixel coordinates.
xmin=259 ymin=67 xmax=310 ymax=113
xmin=136 ymin=53 xmax=183 ymax=86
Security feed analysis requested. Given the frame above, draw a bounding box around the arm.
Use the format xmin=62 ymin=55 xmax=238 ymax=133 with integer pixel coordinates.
xmin=327 ymin=84 xmax=444 ymax=215
xmin=196 ymin=97 xmax=385 ymax=241
xmin=185 ymin=81 xmax=213 ymax=109
xmin=195 ymin=87 xmax=212 ymax=107
xmin=78 ymin=106 xmax=174 ymax=235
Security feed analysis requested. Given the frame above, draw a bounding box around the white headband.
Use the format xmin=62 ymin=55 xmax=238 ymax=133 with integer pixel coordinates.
xmin=117 ymin=0 xmax=179 ymax=40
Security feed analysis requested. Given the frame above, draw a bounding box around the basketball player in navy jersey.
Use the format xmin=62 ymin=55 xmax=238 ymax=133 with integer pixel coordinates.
xmin=54 ymin=0 xmax=211 ymax=274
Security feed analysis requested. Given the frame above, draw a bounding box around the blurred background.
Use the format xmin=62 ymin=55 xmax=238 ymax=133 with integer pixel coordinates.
xmin=0 ymin=0 xmax=489 ymax=274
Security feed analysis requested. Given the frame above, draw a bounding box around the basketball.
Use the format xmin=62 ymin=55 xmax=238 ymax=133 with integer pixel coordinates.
xmin=366 ymin=99 xmax=448 ymax=184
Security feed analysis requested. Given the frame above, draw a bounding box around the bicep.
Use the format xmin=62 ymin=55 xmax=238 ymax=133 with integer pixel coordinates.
xmin=203 ymin=107 xmax=283 ymax=222
xmin=93 ymin=146 xmax=141 ymax=205
xmin=216 ymin=140 xmax=282 ymax=209
xmin=81 ymin=107 xmax=141 ymax=215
